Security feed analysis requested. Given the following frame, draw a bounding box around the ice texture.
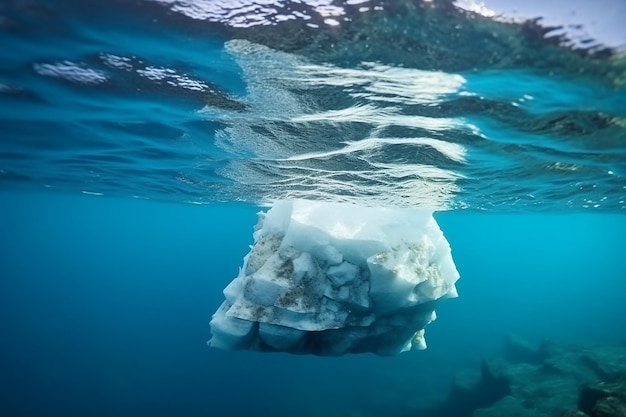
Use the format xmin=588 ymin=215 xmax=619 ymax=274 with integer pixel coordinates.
xmin=208 ymin=199 xmax=460 ymax=356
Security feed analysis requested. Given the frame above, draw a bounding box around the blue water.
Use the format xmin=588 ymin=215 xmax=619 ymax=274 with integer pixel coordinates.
xmin=1 ymin=192 xmax=625 ymax=417
xmin=1 ymin=1 xmax=626 ymax=416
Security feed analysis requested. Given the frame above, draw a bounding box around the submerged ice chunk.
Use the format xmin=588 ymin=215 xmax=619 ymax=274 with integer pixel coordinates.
xmin=326 ymin=261 xmax=359 ymax=287
xmin=208 ymin=199 xmax=460 ymax=356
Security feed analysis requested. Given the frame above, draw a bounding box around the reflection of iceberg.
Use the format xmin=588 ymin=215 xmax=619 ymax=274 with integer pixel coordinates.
xmin=208 ymin=199 xmax=460 ymax=356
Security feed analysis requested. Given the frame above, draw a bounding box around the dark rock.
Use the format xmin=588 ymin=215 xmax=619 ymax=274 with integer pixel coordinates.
xmin=482 ymin=358 xmax=511 ymax=392
xmin=559 ymin=411 xmax=587 ymax=417
xmin=505 ymin=362 xmax=581 ymax=415
xmin=580 ymin=374 xmax=626 ymax=416
xmin=581 ymin=348 xmax=626 ymax=380
xmin=474 ymin=395 xmax=548 ymax=417
xmin=434 ymin=359 xmax=511 ymax=417
xmin=592 ymin=396 xmax=626 ymax=417
xmin=504 ymin=334 xmax=545 ymax=364
xmin=416 ymin=340 xmax=626 ymax=417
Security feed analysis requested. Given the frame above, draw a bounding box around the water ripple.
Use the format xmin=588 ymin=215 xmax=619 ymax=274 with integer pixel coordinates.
xmin=0 ymin=0 xmax=624 ymax=211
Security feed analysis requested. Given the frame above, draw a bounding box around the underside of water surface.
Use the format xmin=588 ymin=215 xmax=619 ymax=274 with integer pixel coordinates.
xmin=1 ymin=0 xmax=625 ymax=211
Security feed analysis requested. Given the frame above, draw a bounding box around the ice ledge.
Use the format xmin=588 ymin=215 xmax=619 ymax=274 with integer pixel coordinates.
xmin=208 ymin=199 xmax=460 ymax=356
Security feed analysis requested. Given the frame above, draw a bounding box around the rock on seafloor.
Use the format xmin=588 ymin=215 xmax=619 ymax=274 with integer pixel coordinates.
xmin=417 ymin=335 xmax=626 ymax=417
xmin=208 ymin=199 xmax=460 ymax=356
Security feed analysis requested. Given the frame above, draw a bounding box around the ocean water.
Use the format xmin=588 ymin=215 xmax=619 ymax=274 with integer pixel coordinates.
xmin=1 ymin=1 xmax=625 ymax=416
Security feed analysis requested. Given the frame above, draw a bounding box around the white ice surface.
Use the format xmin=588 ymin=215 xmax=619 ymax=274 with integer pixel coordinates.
xmin=209 ymin=199 xmax=459 ymax=356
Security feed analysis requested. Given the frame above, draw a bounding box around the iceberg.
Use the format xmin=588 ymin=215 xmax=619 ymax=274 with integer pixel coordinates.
xmin=208 ymin=200 xmax=460 ymax=356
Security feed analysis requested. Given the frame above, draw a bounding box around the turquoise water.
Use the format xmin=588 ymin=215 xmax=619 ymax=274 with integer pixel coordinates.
xmin=1 ymin=1 xmax=625 ymax=416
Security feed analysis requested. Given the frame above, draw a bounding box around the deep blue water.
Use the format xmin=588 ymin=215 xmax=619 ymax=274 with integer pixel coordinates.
xmin=1 ymin=191 xmax=625 ymax=417
xmin=1 ymin=1 xmax=626 ymax=416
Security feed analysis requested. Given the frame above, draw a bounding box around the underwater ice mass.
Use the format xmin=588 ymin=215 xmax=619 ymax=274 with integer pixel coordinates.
xmin=209 ymin=200 xmax=459 ymax=356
